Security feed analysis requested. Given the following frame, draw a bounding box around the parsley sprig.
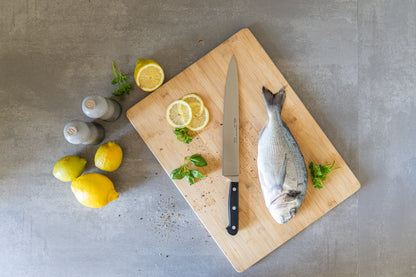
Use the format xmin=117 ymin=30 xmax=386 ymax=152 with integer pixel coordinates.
xmin=111 ymin=61 xmax=132 ymax=96
xmin=170 ymin=154 xmax=207 ymax=185
xmin=174 ymin=128 xmax=194 ymax=144
xmin=309 ymin=161 xmax=339 ymax=189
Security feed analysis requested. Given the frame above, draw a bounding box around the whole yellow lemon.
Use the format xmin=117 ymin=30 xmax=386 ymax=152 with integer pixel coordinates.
xmin=53 ymin=155 xmax=87 ymax=182
xmin=95 ymin=141 xmax=123 ymax=172
xmin=71 ymin=173 xmax=119 ymax=208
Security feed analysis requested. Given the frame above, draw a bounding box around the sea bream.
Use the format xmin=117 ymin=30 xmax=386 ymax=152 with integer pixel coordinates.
xmin=257 ymin=86 xmax=308 ymax=224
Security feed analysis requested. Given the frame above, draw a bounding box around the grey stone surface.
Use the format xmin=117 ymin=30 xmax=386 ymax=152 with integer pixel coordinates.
xmin=0 ymin=0 xmax=415 ymax=276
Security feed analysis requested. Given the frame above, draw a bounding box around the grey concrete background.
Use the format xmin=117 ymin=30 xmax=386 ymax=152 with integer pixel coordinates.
xmin=0 ymin=0 xmax=415 ymax=276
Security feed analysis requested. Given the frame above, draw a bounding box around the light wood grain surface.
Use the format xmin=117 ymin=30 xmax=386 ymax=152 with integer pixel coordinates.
xmin=127 ymin=28 xmax=360 ymax=272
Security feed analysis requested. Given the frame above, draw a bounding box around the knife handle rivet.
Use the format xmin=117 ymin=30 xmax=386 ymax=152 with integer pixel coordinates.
xmin=232 ymin=187 xmax=237 ymax=191
xmin=232 ymin=206 xmax=237 ymax=210
xmin=232 ymin=225 xmax=236 ymax=230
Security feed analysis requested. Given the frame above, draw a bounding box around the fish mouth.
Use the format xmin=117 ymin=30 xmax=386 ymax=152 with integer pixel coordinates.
xmin=289 ymin=207 xmax=297 ymax=217
xmin=269 ymin=193 xmax=299 ymax=224
xmin=272 ymin=208 xmax=297 ymax=224
xmin=269 ymin=193 xmax=286 ymax=206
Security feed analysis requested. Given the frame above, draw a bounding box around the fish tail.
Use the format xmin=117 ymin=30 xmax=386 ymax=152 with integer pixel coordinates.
xmin=262 ymin=86 xmax=286 ymax=113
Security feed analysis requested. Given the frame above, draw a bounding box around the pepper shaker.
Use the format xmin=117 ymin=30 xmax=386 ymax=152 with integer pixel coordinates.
xmin=82 ymin=95 xmax=121 ymax=121
xmin=63 ymin=120 xmax=105 ymax=145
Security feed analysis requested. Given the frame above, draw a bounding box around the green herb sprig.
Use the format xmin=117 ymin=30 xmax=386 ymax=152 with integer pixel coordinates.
xmin=170 ymin=154 xmax=207 ymax=185
xmin=111 ymin=61 xmax=132 ymax=96
xmin=309 ymin=161 xmax=339 ymax=189
xmin=174 ymin=128 xmax=194 ymax=144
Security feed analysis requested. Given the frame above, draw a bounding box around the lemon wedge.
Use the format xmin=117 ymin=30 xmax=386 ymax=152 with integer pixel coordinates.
xmin=181 ymin=93 xmax=204 ymax=116
xmin=186 ymin=106 xmax=210 ymax=131
xmin=166 ymin=100 xmax=192 ymax=128
xmin=134 ymin=59 xmax=164 ymax=92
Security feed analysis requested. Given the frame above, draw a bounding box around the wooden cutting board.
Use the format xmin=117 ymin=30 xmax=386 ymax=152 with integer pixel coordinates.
xmin=127 ymin=28 xmax=360 ymax=272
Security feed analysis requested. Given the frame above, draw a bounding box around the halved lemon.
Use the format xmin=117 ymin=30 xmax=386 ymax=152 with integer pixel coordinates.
xmin=181 ymin=94 xmax=204 ymax=116
xmin=134 ymin=59 xmax=165 ymax=92
xmin=186 ymin=107 xmax=209 ymax=131
xmin=166 ymin=100 xmax=192 ymax=128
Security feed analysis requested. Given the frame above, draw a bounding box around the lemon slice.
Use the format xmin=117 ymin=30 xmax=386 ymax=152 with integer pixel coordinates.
xmin=181 ymin=93 xmax=204 ymax=116
xmin=166 ymin=100 xmax=192 ymax=128
xmin=134 ymin=59 xmax=165 ymax=92
xmin=186 ymin=107 xmax=209 ymax=131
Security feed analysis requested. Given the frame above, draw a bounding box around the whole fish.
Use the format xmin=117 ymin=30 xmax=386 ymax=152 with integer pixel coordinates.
xmin=257 ymin=86 xmax=308 ymax=224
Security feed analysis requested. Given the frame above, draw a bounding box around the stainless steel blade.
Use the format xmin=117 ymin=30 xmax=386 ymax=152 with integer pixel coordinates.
xmin=222 ymin=55 xmax=239 ymax=182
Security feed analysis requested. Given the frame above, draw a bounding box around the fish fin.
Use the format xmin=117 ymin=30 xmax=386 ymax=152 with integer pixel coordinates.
xmin=262 ymin=86 xmax=286 ymax=112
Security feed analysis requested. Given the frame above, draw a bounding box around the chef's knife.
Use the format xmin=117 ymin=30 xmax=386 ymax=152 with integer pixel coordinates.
xmin=222 ymin=55 xmax=239 ymax=236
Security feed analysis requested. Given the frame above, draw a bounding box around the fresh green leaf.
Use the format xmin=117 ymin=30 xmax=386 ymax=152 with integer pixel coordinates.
xmin=309 ymin=161 xmax=339 ymax=189
xmin=174 ymin=128 xmax=193 ymax=144
xmin=189 ymin=169 xmax=206 ymax=179
xmin=188 ymin=154 xmax=207 ymax=167
xmin=185 ymin=174 xmax=195 ymax=185
xmin=184 ymin=136 xmax=193 ymax=144
xmin=112 ymin=90 xmax=122 ymax=96
xmin=171 ymin=154 xmax=208 ymax=185
xmin=111 ymin=61 xmax=132 ymax=97
xmin=312 ymin=177 xmax=323 ymax=189
xmin=170 ymin=168 xmax=185 ymax=180
xmin=174 ymin=129 xmax=184 ymax=136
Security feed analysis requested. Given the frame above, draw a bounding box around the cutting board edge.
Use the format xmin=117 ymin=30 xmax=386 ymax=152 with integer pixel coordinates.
xmin=233 ymin=179 xmax=360 ymax=272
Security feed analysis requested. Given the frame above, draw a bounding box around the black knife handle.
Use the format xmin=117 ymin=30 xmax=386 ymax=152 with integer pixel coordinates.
xmin=226 ymin=181 xmax=239 ymax=236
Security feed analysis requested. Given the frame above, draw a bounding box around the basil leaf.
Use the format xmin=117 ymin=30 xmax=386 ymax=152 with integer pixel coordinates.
xmin=189 ymin=169 xmax=206 ymax=179
xmin=170 ymin=168 xmax=185 ymax=180
xmin=185 ymin=174 xmax=195 ymax=185
xmin=188 ymin=154 xmax=207 ymax=167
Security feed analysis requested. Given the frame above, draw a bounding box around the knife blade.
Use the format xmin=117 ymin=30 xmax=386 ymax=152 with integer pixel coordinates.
xmin=222 ymin=55 xmax=239 ymax=236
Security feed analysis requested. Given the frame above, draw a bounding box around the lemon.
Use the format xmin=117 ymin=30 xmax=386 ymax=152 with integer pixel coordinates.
xmin=53 ymin=155 xmax=87 ymax=182
xmin=181 ymin=93 xmax=204 ymax=116
xmin=134 ymin=59 xmax=164 ymax=92
xmin=187 ymin=107 xmax=210 ymax=131
xmin=166 ymin=100 xmax=192 ymax=128
xmin=95 ymin=141 xmax=123 ymax=172
xmin=71 ymin=173 xmax=119 ymax=208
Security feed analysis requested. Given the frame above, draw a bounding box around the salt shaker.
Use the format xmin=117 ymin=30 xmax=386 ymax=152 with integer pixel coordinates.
xmin=63 ymin=120 xmax=105 ymax=145
xmin=82 ymin=95 xmax=121 ymax=121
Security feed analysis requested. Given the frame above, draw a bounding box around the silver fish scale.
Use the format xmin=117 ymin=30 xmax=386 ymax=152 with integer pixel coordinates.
xmin=257 ymin=87 xmax=308 ymax=224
